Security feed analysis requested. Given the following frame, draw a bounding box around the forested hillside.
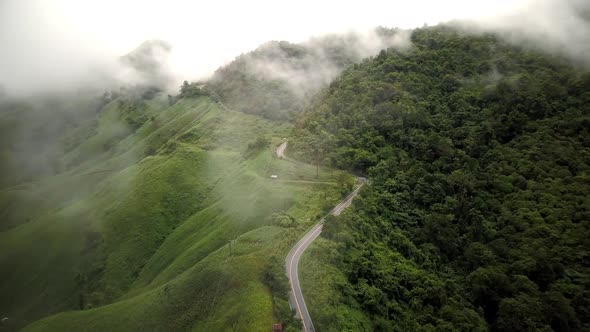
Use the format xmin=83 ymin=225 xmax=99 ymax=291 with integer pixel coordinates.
xmin=206 ymin=28 xmax=408 ymax=121
xmin=295 ymin=26 xmax=590 ymax=331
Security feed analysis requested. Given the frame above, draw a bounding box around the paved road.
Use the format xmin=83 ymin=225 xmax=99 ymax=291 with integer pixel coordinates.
xmin=285 ymin=183 xmax=364 ymax=332
xmin=274 ymin=179 xmax=335 ymax=185
xmin=277 ymin=142 xmax=287 ymax=158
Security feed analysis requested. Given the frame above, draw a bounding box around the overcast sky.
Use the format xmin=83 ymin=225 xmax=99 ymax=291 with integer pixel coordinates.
xmin=0 ymin=0 xmax=587 ymax=95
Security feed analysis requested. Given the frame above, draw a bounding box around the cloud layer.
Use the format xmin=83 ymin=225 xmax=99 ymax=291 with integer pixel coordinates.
xmin=0 ymin=0 xmax=588 ymax=96
xmin=459 ymin=0 xmax=590 ymax=67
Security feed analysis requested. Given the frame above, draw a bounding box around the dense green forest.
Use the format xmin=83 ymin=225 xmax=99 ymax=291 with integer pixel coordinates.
xmin=294 ymin=26 xmax=590 ymax=331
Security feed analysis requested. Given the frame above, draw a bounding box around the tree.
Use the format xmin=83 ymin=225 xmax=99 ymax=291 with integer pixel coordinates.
xmin=496 ymin=295 xmax=547 ymax=331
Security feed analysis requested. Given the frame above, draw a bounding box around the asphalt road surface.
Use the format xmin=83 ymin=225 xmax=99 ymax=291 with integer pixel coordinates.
xmin=277 ymin=141 xmax=287 ymax=158
xmin=285 ymin=183 xmax=364 ymax=332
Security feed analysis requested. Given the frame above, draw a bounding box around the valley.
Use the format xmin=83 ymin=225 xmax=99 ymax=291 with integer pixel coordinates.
xmin=0 ymin=15 xmax=589 ymax=332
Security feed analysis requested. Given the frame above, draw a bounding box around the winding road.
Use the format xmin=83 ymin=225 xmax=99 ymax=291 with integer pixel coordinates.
xmin=285 ymin=185 xmax=363 ymax=332
xmin=277 ymin=141 xmax=287 ymax=158
xmin=281 ymin=141 xmax=364 ymax=332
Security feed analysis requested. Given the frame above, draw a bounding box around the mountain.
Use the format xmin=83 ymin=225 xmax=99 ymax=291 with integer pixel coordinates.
xmin=118 ymin=39 xmax=175 ymax=97
xmin=1 ymin=23 xmax=589 ymax=332
xmin=120 ymin=39 xmax=172 ymax=80
xmin=293 ymin=25 xmax=590 ymax=331
xmin=0 ymin=87 xmax=347 ymax=330
xmin=206 ymin=28 xmax=410 ymax=121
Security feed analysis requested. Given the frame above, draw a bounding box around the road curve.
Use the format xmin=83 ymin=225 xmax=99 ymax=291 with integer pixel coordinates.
xmin=285 ymin=183 xmax=364 ymax=332
xmin=277 ymin=141 xmax=287 ymax=158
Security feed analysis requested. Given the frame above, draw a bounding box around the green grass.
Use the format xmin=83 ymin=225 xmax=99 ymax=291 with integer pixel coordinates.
xmin=23 ymin=226 xmax=285 ymax=332
xmin=0 ymin=95 xmax=345 ymax=331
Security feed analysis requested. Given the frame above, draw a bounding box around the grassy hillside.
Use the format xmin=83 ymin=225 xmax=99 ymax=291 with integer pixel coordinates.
xmin=0 ymin=93 xmax=345 ymax=331
xmin=23 ymin=226 xmax=282 ymax=332
xmin=295 ymin=26 xmax=590 ymax=331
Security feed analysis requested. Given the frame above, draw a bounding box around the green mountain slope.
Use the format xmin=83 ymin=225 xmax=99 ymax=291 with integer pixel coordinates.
xmin=5 ymin=22 xmax=588 ymax=332
xmin=0 ymin=93 xmax=345 ymax=331
xmin=295 ymin=26 xmax=590 ymax=331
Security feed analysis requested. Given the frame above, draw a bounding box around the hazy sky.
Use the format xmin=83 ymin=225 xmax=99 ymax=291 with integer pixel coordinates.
xmin=0 ymin=0 xmax=586 ymax=95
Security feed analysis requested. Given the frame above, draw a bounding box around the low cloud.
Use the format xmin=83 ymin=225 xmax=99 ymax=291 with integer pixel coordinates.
xmin=202 ymin=28 xmax=413 ymax=120
xmin=456 ymin=0 xmax=590 ymax=67
xmin=237 ymin=28 xmax=412 ymax=99
xmin=1 ymin=0 xmax=588 ymax=98
xmin=0 ymin=2 xmax=178 ymax=97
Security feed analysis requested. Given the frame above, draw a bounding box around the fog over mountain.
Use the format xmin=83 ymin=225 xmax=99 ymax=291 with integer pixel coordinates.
xmin=461 ymin=0 xmax=590 ymax=67
xmin=0 ymin=0 xmax=588 ymax=96
xmin=1 ymin=1 xmax=589 ymax=331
